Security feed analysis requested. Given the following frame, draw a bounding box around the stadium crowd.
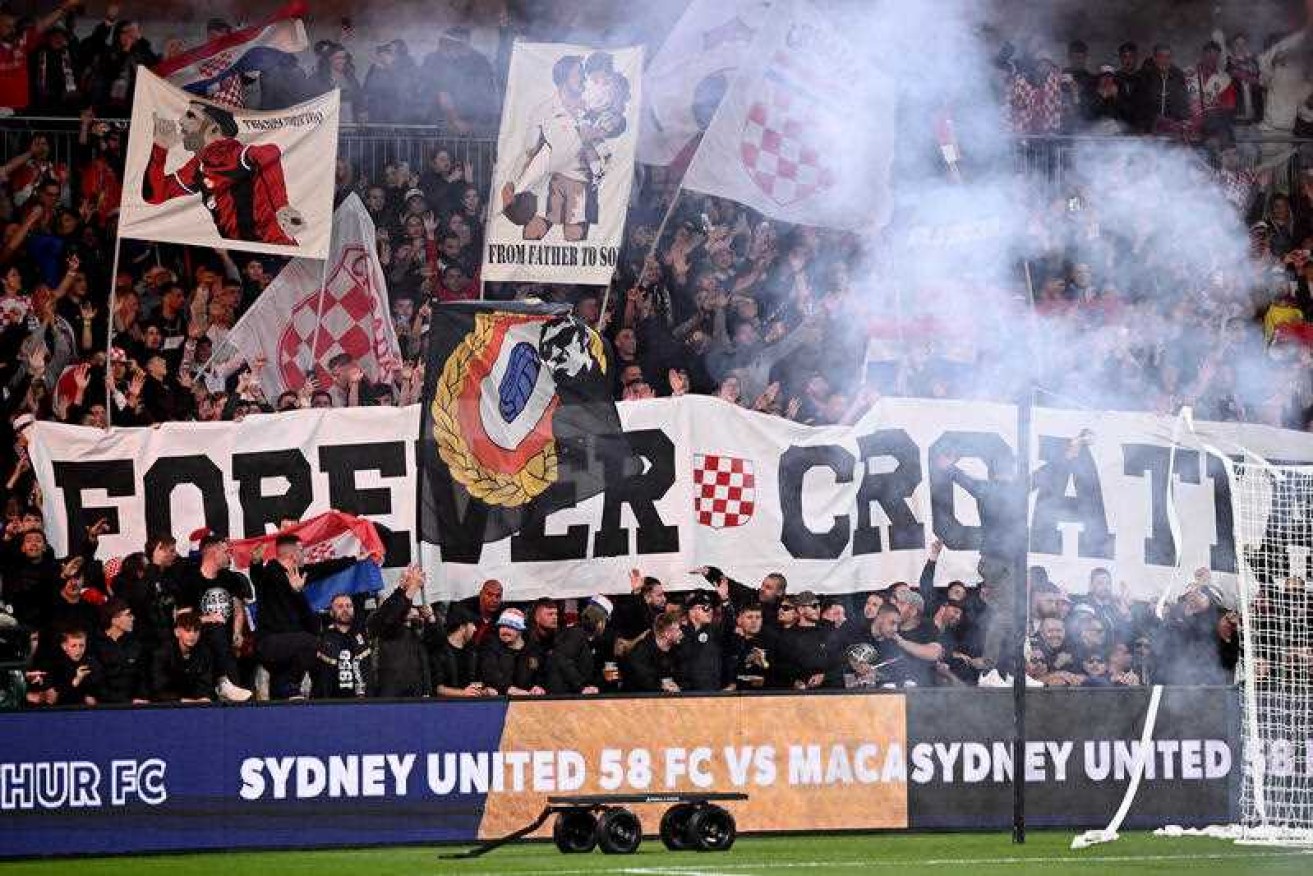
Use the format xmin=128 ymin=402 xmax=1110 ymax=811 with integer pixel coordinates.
xmin=0 ymin=3 xmax=1305 ymax=705
xmin=2 ymin=514 xmax=1242 ymax=705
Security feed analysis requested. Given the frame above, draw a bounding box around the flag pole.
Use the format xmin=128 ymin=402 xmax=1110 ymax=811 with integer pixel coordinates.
xmin=103 ymin=235 xmax=124 ymax=430
xmin=304 ymin=254 xmax=333 ymax=391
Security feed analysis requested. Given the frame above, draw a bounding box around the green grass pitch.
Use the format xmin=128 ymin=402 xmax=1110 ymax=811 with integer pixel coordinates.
xmin=0 ymin=831 xmax=1309 ymax=875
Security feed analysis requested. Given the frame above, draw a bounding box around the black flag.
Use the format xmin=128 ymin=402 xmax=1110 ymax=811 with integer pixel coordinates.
xmin=418 ymin=301 xmax=628 ymax=561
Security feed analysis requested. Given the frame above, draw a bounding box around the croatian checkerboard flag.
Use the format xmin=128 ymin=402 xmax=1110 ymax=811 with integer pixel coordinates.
xmin=218 ymin=194 xmax=401 ymax=396
xmin=228 ymin=510 xmax=386 ymax=611
xmin=155 ymin=0 xmax=310 ymax=108
xmin=680 ymin=0 xmax=895 ymax=231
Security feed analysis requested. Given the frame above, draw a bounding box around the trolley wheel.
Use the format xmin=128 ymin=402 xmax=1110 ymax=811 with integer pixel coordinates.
xmin=660 ymin=803 xmax=697 ymax=850
xmin=552 ymin=809 xmax=598 ymax=853
xmin=596 ymin=807 xmax=643 ymax=854
xmin=686 ymin=804 xmax=736 ymax=852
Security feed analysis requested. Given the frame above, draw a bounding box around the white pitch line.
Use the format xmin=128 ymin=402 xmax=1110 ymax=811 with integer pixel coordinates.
xmin=484 ymin=848 xmax=1313 ymax=876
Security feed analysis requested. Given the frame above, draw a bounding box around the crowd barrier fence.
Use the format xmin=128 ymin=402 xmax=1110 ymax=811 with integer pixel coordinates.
xmin=0 ymin=686 xmax=1242 ymax=858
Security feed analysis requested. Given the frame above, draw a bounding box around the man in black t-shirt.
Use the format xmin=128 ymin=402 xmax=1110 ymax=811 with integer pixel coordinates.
xmin=175 ymin=534 xmax=252 ymax=702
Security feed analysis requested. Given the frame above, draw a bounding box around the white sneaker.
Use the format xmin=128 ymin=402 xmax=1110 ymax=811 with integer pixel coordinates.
xmin=978 ymin=669 xmax=1009 ymax=687
xmin=217 ymin=677 xmax=253 ymax=702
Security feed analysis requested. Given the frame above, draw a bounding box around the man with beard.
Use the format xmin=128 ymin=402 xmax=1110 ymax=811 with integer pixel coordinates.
xmin=695 ymin=565 xmax=788 ymax=628
xmin=314 ymin=593 xmax=370 ymax=699
xmin=612 ymin=567 xmax=668 ymax=646
xmin=428 ymin=604 xmax=486 ymax=697
xmin=779 ymin=590 xmax=829 ymax=689
xmin=474 ymin=608 xmax=542 ymax=696
xmin=144 ymin=101 xmax=304 ymax=246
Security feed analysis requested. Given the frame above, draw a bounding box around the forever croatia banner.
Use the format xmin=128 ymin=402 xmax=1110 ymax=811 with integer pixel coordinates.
xmin=119 ymin=67 xmax=340 ymax=258
xmin=483 ymin=42 xmax=642 ymax=284
xmin=418 ymin=302 xmax=629 ymax=559
xmin=27 ymin=397 xmax=1313 ymax=603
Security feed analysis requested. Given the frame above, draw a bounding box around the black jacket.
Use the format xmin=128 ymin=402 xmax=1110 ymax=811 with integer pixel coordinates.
xmin=676 ymin=622 xmax=723 ymax=691
xmin=91 ymin=632 xmax=148 ymax=703
xmin=545 ymin=626 xmax=600 ymax=694
xmin=623 ymin=635 xmax=678 ymax=692
xmin=251 ymin=557 xmax=355 ymax=637
xmin=474 ymin=636 xmax=536 ymax=694
xmin=366 ymin=588 xmax=430 ymax=697
xmin=149 ymin=639 xmax=214 ymax=701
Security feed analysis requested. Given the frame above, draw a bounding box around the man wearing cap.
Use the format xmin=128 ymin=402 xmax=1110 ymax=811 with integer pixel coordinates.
xmin=890 ymin=588 xmax=944 ymax=687
xmin=675 ymin=590 xmax=722 ymax=691
xmin=145 ymin=100 xmax=304 ymax=246
xmin=429 ymin=604 xmax=486 ymax=697
xmin=474 ymin=607 xmax=543 ymax=696
xmin=545 ymin=597 xmax=610 ymax=694
xmin=778 ymin=590 xmax=829 ymax=689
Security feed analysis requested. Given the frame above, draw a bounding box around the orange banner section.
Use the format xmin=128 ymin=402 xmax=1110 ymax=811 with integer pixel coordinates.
xmin=480 ymin=693 xmax=908 ymax=838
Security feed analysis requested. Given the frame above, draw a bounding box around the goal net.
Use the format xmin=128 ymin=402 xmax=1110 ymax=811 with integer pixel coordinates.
xmin=1229 ymin=458 xmax=1313 ymax=847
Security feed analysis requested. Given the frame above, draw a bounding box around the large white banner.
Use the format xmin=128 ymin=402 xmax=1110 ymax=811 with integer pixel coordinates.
xmin=483 ymin=42 xmax=642 ymax=284
xmin=681 ymin=0 xmax=895 ymax=231
xmin=119 ymin=68 xmax=340 ymax=258
xmin=29 ymin=398 xmax=1313 ymax=603
xmin=214 ymin=194 xmax=401 ymax=396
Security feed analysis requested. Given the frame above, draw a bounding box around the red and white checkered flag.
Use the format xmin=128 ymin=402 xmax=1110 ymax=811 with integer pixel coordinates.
xmin=218 ymin=194 xmax=401 ymax=396
xmin=693 ymin=453 xmax=756 ymax=528
xmin=682 ymin=0 xmax=894 ymax=231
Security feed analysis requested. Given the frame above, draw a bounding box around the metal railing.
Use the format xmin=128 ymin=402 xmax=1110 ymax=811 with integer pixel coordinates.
xmin=4 ymin=116 xmax=1311 ymax=203
xmin=0 ymin=117 xmax=498 ymax=198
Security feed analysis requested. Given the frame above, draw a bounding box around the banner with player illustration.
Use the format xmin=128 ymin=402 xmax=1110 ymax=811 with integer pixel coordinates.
xmin=118 ymin=68 xmax=340 ymax=259
xmin=483 ymin=42 xmax=642 ymax=285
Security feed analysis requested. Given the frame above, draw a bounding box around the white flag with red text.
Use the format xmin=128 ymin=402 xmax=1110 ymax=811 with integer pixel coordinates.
xmin=681 ymin=0 xmax=895 ymax=231
xmin=217 ymin=194 xmax=401 ymax=397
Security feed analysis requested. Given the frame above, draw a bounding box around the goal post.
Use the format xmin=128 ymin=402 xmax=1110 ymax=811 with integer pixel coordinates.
xmin=1076 ymin=413 xmax=1313 ymax=850
xmin=1225 ymin=456 xmax=1313 ymax=847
